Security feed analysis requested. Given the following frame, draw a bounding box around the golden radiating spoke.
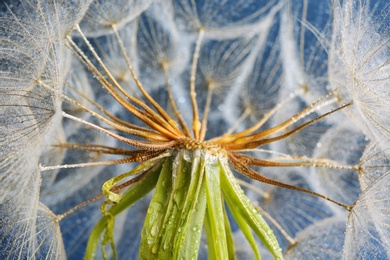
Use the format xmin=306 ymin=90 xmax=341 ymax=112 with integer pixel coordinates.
xmin=228 ymin=152 xmax=352 ymax=211
xmin=66 ymin=34 xmax=181 ymax=139
xmin=232 ymin=152 xmax=358 ymax=170
xmin=52 ymin=144 xmax=167 ymax=167
xmin=65 ymin=82 xmax=160 ymax=134
xmin=40 ymin=150 xmax=162 ymax=172
xmin=62 ymin=112 xmax=178 ymax=151
xmin=225 ymin=101 xmax=352 ymax=150
xmin=219 ymin=90 xmax=337 ymax=145
xmin=190 ymin=28 xmax=205 ymax=139
xmin=221 ymin=106 xmax=252 ymax=137
xmin=75 ymin=24 xmax=183 ymax=138
xmin=199 ymin=83 xmax=214 ymax=141
xmin=40 ymin=80 xmax=169 ymax=142
xmin=212 ymin=87 xmax=303 ymax=144
xmin=53 ymin=143 xmax=151 ymax=156
xmin=57 ymin=172 xmax=147 ymax=221
xmin=111 ymin=24 xmax=183 ymax=136
xmin=162 ymin=61 xmax=191 ymax=137
xmin=65 ymin=37 xmax=148 ymax=117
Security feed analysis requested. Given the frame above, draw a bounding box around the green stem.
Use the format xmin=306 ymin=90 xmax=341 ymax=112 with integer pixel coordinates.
xmin=204 ymin=155 xmax=228 ymax=259
xmin=84 ymin=161 xmax=163 ymax=260
xmin=220 ymin=159 xmax=283 ymax=259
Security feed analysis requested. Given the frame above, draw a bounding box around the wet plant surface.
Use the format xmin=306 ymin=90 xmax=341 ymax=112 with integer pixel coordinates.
xmin=0 ymin=0 xmax=389 ymax=259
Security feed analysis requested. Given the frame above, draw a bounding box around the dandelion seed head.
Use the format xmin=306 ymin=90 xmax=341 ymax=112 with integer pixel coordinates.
xmin=79 ymin=0 xmax=153 ymax=38
xmin=1 ymin=0 xmax=390 ymax=259
xmin=344 ymin=172 xmax=390 ymax=259
xmin=330 ymin=0 xmax=390 ymax=142
xmin=358 ymin=140 xmax=390 ymax=190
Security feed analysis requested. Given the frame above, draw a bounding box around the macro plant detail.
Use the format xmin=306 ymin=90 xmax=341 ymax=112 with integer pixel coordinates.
xmin=0 ymin=0 xmax=389 ymax=260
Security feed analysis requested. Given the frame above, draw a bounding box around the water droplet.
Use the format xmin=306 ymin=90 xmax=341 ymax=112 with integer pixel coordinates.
xmin=150 ymin=221 xmax=160 ymax=237
xmin=162 ymin=229 xmax=173 ymax=250
xmin=152 ymin=244 xmax=159 ymax=254
xmin=183 ymin=153 xmax=191 ymax=162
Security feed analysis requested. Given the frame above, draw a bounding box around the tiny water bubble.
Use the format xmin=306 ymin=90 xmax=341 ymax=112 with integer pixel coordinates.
xmin=150 ymin=221 xmax=160 ymax=237
xmin=151 ymin=244 xmax=158 ymax=254
xmin=178 ymin=97 xmax=185 ymax=104
xmin=183 ymin=152 xmax=192 ymax=162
